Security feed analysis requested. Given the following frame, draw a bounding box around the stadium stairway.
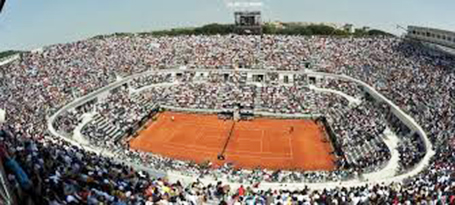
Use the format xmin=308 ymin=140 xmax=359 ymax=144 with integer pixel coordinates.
xmin=84 ymin=114 xmax=124 ymax=142
xmin=254 ymin=86 xmax=263 ymax=110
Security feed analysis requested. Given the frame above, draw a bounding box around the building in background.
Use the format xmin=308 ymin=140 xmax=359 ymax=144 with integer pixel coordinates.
xmin=407 ymin=26 xmax=455 ymax=49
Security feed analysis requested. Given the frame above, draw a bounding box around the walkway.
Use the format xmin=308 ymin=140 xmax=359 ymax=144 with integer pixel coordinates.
xmin=72 ymin=112 xmax=96 ymax=145
xmin=363 ymin=127 xmax=400 ymax=180
xmin=308 ymin=85 xmax=362 ymax=106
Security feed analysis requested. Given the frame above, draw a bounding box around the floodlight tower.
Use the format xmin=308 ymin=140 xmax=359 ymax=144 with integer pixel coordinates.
xmin=227 ymin=0 xmax=263 ymax=35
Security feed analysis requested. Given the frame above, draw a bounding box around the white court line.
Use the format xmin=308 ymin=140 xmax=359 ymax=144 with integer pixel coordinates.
xmin=161 ymin=143 xmax=292 ymax=159
xmin=143 ymin=116 xmax=313 ymax=164
xmin=142 ymin=116 xmax=319 ymax=162
xmin=289 ymin=132 xmax=294 ymax=160
xmin=160 ymin=144 xmax=292 ymax=160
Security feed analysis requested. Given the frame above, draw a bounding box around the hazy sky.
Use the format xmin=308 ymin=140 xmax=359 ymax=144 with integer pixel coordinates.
xmin=1 ymin=0 xmax=454 ymax=51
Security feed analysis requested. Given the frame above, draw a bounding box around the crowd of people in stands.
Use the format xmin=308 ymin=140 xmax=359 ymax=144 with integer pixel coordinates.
xmin=0 ymin=34 xmax=454 ymax=204
xmin=325 ymin=99 xmax=390 ymax=171
xmin=49 ymin=72 xmax=386 ymax=185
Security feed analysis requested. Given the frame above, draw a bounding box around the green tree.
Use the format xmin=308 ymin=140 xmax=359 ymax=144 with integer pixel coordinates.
xmin=307 ymin=25 xmax=335 ymax=35
xmin=353 ymin=29 xmax=368 ymax=37
xmin=333 ymin=29 xmax=350 ymax=36
xmin=0 ymin=50 xmax=23 ymax=59
xmin=368 ymin=29 xmax=393 ymax=36
xmin=262 ymin=23 xmax=278 ymax=34
xmin=72 ymin=23 xmax=397 ymax=40
xmin=194 ymin=23 xmax=234 ymax=35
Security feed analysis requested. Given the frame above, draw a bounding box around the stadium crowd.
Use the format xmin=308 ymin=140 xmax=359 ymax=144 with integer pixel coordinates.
xmin=56 ymin=72 xmax=392 ymax=181
xmin=0 ymin=34 xmax=454 ymax=204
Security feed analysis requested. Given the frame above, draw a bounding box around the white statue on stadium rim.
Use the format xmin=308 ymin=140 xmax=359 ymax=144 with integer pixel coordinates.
xmin=0 ymin=109 xmax=5 ymax=124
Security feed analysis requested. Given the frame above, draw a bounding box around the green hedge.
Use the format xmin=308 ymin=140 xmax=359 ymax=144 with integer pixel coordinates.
xmin=91 ymin=23 xmax=393 ymax=39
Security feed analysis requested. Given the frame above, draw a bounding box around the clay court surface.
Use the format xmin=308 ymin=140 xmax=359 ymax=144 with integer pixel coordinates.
xmin=130 ymin=112 xmax=335 ymax=170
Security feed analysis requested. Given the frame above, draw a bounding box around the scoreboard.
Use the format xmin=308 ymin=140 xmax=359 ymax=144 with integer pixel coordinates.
xmin=234 ymin=11 xmax=262 ymax=35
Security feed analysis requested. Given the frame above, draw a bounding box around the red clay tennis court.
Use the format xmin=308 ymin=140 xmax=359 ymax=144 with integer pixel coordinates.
xmin=130 ymin=111 xmax=336 ymax=171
